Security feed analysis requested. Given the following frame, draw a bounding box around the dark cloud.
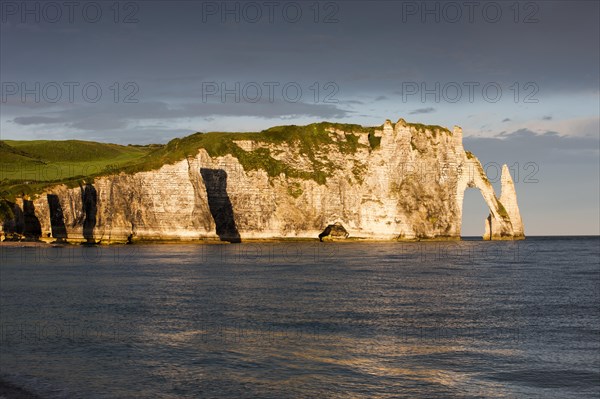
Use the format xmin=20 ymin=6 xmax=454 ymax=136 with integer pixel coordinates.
xmin=2 ymin=2 xmax=597 ymax=113
xmin=542 ymin=116 xmax=553 ymax=120
xmin=409 ymin=107 xmax=436 ymax=115
xmin=374 ymin=96 xmax=387 ymax=102
xmin=12 ymin=116 xmax=64 ymax=125
xmin=502 ymin=118 xmax=511 ymax=122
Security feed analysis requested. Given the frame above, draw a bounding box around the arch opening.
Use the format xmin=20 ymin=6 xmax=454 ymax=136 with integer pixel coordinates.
xmin=460 ymin=187 xmax=491 ymax=240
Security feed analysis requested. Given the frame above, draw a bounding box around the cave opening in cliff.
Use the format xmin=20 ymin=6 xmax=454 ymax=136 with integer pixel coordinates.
xmin=461 ymin=188 xmax=491 ymax=240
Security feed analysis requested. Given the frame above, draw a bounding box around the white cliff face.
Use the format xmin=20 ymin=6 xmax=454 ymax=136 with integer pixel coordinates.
xmin=2 ymin=118 xmax=524 ymax=242
xmin=498 ymin=164 xmax=524 ymax=237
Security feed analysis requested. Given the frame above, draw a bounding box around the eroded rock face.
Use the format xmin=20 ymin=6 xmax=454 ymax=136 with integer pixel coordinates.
xmin=1 ymin=118 xmax=525 ymax=242
xmin=499 ymin=164 xmax=524 ymax=237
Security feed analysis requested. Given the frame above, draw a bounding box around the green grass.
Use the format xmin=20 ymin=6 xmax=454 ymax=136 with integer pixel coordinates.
xmin=0 ymin=140 xmax=154 ymax=201
xmin=1 ymin=140 xmax=152 ymax=179
xmin=0 ymin=141 xmax=44 ymax=162
xmin=381 ymin=121 xmax=451 ymax=134
xmin=4 ymin=140 xmax=150 ymax=163
xmin=405 ymin=122 xmax=451 ymax=134
xmin=254 ymin=122 xmax=372 ymax=155
xmin=120 ymin=122 xmax=376 ymax=184
xmin=0 ymin=199 xmax=14 ymax=221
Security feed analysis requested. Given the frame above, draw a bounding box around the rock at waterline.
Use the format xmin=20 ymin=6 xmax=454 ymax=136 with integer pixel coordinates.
xmin=319 ymin=222 xmax=349 ymax=241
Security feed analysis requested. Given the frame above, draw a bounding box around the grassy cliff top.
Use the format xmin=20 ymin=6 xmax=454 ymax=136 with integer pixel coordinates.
xmin=0 ymin=120 xmax=449 ymax=201
xmin=404 ymin=122 xmax=451 ymax=134
xmin=121 ymin=122 xmax=377 ymax=173
xmin=0 ymin=122 xmax=375 ymax=200
xmin=0 ymin=140 xmax=153 ymax=201
xmin=3 ymin=139 xmax=152 ymax=163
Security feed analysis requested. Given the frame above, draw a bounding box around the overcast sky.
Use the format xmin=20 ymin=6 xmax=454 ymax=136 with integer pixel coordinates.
xmin=1 ymin=0 xmax=598 ymax=235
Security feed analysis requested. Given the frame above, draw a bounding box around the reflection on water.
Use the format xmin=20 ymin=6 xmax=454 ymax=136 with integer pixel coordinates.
xmin=0 ymin=238 xmax=598 ymax=398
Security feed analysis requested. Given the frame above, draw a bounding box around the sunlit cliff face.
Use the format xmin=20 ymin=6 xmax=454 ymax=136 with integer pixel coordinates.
xmin=1 ymin=119 xmax=523 ymax=243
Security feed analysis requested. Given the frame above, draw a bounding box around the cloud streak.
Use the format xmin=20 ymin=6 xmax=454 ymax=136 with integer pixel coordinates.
xmin=409 ymin=107 xmax=436 ymax=115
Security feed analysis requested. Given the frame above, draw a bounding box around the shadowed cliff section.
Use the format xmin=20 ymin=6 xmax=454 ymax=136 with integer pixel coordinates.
xmin=0 ymin=199 xmax=42 ymax=240
xmin=81 ymin=183 xmax=97 ymax=244
xmin=47 ymin=194 xmax=67 ymax=242
xmin=200 ymin=168 xmax=241 ymax=243
xmin=22 ymin=200 xmax=41 ymax=240
xmin=1 ymin=201 xmax=21 ymax=240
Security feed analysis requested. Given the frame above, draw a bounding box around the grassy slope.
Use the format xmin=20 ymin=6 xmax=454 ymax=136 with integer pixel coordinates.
xmin=0 ymin=140 xmax=154 ymax=200
xmin=4 ymin=140 xmax=150 ymax=163
xmin=0 ymin=121 xmax=449 ymax=202
xmin=0 ymin=141 xmax=44 ymax=164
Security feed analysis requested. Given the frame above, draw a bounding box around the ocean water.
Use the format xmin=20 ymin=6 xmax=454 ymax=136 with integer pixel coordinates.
xmin=0 ymin=237 xmax=598 ymax=398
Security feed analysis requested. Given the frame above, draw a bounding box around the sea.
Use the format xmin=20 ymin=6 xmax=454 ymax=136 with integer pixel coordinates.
xmin=0 ymin=237 xmax=598 ymax=398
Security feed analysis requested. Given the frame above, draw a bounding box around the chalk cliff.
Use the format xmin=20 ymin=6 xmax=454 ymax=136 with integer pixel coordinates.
xmin=1 ymin=118 xmax=525 ymax=242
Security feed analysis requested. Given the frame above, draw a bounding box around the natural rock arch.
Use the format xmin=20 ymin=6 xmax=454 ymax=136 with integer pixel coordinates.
xmin=455 ymin=159 xmax=524 ymax=240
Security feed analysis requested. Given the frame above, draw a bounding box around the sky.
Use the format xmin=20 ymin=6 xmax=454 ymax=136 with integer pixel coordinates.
xmin=0 ymin=0 xmax=598 ymax=236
